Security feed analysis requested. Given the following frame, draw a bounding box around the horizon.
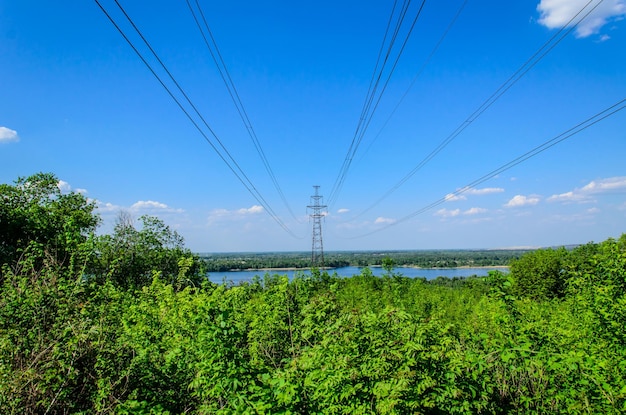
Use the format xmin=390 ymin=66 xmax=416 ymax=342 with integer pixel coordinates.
xmin=195 ymin=244 xmax=583 ymax=256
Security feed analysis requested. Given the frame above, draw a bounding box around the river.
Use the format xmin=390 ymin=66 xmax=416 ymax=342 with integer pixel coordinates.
xmin=207 ymin=266 xmax=508 ymax=285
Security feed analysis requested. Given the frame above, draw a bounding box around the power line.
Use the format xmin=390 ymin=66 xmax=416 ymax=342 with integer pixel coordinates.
xmin=345 ymin=96 xmax=626 ymax=239
xmin=348 ymin=0 xmax=603 ymax=221
xmin=357 ymin=0 xmax=468 ymax=164
xmin=185 ymin=0 xmax=301 ymax=222
xmin=327 ymin=0 xmax=402 ymax=207
xmin=94 ymin=0 xmax=300 ymax=238
xmin=329 ymin=0 xmax=427 ymax=206
xmin=349 ymin=0 xmax=428 ymax=162
xmin=328 ymin=0 xmax=428 ymax=207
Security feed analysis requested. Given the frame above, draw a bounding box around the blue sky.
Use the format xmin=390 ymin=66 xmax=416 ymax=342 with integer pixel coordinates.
xmin=1 ymin=0 xmax=625 ymax=252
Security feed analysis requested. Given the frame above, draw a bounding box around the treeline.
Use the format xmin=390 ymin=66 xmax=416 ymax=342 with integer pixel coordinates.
xmin=0 ymin=173 xmax=206 ymax=291
xmin=201 ymin=253 xmax=350 ymax=272
xmin=2 ymin=173 xmax=626 ymax=414
xmin=202 ymin=249 xmax=525 ymax=272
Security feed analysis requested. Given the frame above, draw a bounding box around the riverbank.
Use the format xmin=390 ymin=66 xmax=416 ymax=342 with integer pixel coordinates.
xmin=209 ymin=266 xmax=509 ymax=284
xmin=399 ymin=265 xmax=510 ymax=269
xmin=232 ymin=264 xmax=510 ymax=272
xmin=232 ymin=267 xmax=331 ymax=272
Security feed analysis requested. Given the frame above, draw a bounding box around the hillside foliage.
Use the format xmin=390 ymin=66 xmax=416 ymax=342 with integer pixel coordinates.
xmin=1 ymin=173 xmax=626 ymax=414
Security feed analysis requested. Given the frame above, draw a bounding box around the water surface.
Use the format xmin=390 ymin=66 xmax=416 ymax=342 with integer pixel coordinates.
xmin=208 ymin=266 xmax=507 ymax=284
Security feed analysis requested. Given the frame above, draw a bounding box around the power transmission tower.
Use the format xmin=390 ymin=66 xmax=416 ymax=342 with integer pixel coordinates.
xmin=307 ymin=185 xmax=327 ymax=267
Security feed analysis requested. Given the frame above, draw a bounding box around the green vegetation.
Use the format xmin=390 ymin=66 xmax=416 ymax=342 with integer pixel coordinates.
xmin=201 ymin=249 xmax=525 ymax=272
xmin=2 ymin=173 xmax=626 ymax=414
xmin=0 ymin=172 xmax=99 ymax=272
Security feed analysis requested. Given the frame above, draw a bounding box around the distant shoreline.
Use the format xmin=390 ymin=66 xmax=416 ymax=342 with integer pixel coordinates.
xmin=400 ymin=265 xmax=510 ymax=269
xmin=230 ymin=267 xmax=330 ymax=272
xmin=232 ymin=267 xmax=309 ymax=272
xmin=229 ymin=265 xmax=510 ymax=272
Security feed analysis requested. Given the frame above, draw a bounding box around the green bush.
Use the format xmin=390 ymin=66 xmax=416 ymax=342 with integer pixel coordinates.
xmin=510 ymin=247 xmax=568 ymax=299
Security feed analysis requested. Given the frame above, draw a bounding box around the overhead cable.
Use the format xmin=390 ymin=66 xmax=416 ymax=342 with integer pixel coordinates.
xmin=328 ymin=0 xmax=428 ymax=207
xmin=348 ymin=0 xmax=603 ymax=220
xmin=327 ymin=0 xmax=403 ymax=207
xmin=357 ymin=0 xmax=468 ymax=164
xmin=185 ymin=0 xmax=301 ymax=222
xmin=347 ymin=96 xmax=626 ymax=238
xmin=94 ymin=0 xmax=300 ymax=238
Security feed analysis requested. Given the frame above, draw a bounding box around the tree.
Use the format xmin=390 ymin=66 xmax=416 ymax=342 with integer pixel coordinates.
xmin=0 ymin=172 xmax=99 ymax=272
xmin=91 ymin=212 xmax=205 ymax=289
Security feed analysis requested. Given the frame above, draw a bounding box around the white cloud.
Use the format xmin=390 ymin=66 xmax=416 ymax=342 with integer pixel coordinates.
xmin=0 ymin=126 xmax=19 ymax=143
xmin=208 ymin=205 xmax=264 ymax=225
xmin=57 ymin=180 xmax=72 ymax=193
xmin=445 ymin=193 xmax=466 ymax=202
xmin=436 ymin=207 xmax=487 ymax=218
xmin=337 ymin=208 xmax=350 ymax=214
xmin=445 ymin=187 xmax=504 ymax=202
xmin=435 ymin=208 xmax=461 ymax=218
xmin=582 ymin=176 xmax=626 ymax=192
xmin=57 ymin=180 xmax=87 ymax=195
xmin=505 ymin=195 xmax=540 ymax=208
xmin=374 ymin=217 xmax=396 ymax=224
xmin=548 ymin=176 xmax=626 ymax=203
xmin=94 ymin=199 xmax=187 ymax=237
xmin=537 ymin=0 xmax=626 ymax=38
xmin=468 ymin=187 xmax=505 ymax=196
xmin=130 ymin=200 xmax=184 ymax=213
xmin=95 ymin=201 xmax=122 ymax=213
xmin=465 ymin=207 xmax=487 ymax=215
xmin=548 ymin=190 xmax=578 ymax=203
xmin=131 ymin=200 xmax=168 ymax=210
xmin=238 ymin=205 xmax=264 ymax=215
xmin=96 ymin=199 xmax=183 ymax=215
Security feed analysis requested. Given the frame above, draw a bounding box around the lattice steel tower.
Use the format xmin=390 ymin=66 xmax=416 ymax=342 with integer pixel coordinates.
xmin=307 ymin=185 xmax=327 ymax=267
